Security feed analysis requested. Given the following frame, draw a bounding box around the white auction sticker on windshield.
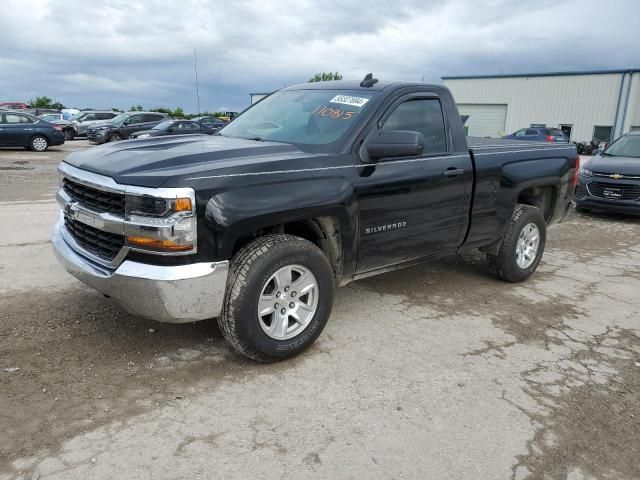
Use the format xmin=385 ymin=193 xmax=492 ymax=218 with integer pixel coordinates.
xmin=329 ymin=95 xmax=370 ymax=107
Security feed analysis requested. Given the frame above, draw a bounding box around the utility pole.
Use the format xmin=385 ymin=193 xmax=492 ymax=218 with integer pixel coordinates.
xmin=193 ymin=49 xmax=201 ymax=115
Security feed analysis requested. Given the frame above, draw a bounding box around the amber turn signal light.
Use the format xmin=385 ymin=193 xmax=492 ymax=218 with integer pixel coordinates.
xmin=174 ymin=197 xmax=192 ymax=212
xmin=127 ymin=236 xmax=193 ymax=252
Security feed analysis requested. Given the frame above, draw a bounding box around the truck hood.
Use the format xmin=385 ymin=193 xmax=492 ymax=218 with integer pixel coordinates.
xmin=585 ymin=154 xmax=640 ymax=176
xmin=63 ymin=135 xmax=312 ymax=187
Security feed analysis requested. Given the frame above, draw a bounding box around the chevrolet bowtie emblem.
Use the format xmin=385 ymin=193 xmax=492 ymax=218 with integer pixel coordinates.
xmin=610 ymin=173 xmax=624 ymax=179
xmin=64 ymin=201 xmax=80 ymax=219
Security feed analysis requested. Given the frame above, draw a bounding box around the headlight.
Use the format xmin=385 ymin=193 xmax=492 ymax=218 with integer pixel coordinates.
xmin=137 ymin=133 xmax=150 ymax=139
xmin=124 ymin=190 xmax=197 ymax=254
xmin=578 ymin=166 xmax=593 ymax=177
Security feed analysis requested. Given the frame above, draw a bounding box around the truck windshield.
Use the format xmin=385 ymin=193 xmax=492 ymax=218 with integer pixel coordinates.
xmin=219 ymin=89 xmax=378 ymax=149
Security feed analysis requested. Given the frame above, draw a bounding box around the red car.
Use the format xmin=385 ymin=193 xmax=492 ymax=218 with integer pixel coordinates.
xmin=0 ymin=102 xmax=29 ymax=110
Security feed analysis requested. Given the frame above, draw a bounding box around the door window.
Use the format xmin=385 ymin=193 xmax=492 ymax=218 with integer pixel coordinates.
xmin=381 ymin=98 xmax=447 ymax=154
xmin=143 ymin=114 xmax=164 ymax=123
xmin=525 ymin=129 xmax=538 ymax=136
xmin=514 ymin=129 xmax=527 ymax=137
xmin=4 ymin=113 xmax=34 ymax=124
xmin=127 ymin=115 xmax=144 ymax=124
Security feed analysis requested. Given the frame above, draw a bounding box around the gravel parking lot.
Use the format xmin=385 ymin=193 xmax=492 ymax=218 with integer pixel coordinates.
xmin=1 ymin=143 xmax=639 ymax=479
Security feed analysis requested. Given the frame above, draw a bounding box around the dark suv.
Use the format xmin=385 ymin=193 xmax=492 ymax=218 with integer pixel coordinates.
xmin=87 ymin=112 xmax=169 ymax=144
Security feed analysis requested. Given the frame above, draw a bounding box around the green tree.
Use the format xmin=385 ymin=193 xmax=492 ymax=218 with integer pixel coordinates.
xmin=28 ymin=96 xmax=65 ymax=109
xmin=129 ymin=104 xmax=143 ymax=111
xmin=308 ymin=72 xmax=343 ymax=83
xmin=172 ymin=107 xmax=185 ymax=118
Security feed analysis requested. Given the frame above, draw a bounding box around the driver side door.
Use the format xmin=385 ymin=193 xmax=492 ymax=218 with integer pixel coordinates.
xmin=122 ymin=114 xmax=144 ymax=137
xmin=355 ymin=94 xmax=473 ymax=272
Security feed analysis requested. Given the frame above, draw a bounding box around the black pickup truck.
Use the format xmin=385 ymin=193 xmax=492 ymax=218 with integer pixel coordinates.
xmin=53 ymin=76 xmax=577 ymax=362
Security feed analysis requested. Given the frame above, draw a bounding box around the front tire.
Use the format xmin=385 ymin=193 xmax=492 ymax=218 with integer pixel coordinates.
xmin=218 ymin=234 xmax=335 ymax=362
xmin=30 ymin=135 xmax=49 ymax=152
xmin=108 ymin=132 xmax=123 ymax=142
xmin=487 ymin=204 xmax=546 ymax=283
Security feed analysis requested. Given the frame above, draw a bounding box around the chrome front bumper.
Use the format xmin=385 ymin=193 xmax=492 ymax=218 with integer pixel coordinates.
xmin=52 ymin=218 xmax=229 ymax=323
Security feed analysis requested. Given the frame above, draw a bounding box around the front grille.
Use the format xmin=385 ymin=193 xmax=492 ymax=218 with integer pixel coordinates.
xmin=64 ymin=217 xmax=125 ymax=261
xmin=588 ymin=182 xmax=640 ymax=200
xmin=63 ymin=178 xmax=125 ymax=215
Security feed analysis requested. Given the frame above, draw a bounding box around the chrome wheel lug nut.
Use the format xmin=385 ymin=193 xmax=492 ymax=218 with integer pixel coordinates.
xmin=289 ymin=302 xmax=295 ymax=309
xmin=276 ymin=291 xmax=281 ymax=298
xmin=291 ymin=291 xmax=297 ymax=297
xmin=274 ymin=303 xmax=279 ymax=308
xmin=280 ymin=308 xmax=286 ymax=315
xmin=284 ymin=286 xmax=290 ymax=292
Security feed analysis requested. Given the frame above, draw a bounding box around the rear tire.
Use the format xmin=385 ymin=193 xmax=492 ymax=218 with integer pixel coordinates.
xmin=487 ymin=204 xmax=546 ymax=283
xmin=218 ymin=234 xmax=334 ymax=362
xmin=30 ymin=135 xmax=49 ymax=152
xmin=64 ymin=129 xmax=75 ymax=141
xmin=108 ymin=132 xmax=123 ymax=142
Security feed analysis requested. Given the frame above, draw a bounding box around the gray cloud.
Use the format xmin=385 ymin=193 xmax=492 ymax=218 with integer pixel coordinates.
xmin=0 ymin=0 xmax=638 ymax=112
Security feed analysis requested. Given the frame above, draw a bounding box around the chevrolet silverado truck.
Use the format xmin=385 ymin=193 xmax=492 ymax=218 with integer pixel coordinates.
xmin=52 ymin=75 xmax=578 ymax=362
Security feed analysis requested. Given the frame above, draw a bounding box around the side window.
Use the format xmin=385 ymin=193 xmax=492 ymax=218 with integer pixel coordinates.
xmin=381 ymin=98 xmax=447 ymax=154
xmin=83 ymin=113 xmax=97 ymax=121
xmin=128 ymin=114 xmax=143 ymax=124
xmin=514 ymin=129 xmax=527 ymax=137
xmin=97 ymin=113 xmax=114 ymax=120
xmin=188 ymin=122 xmax=200 ymax=130
xmin=144 ymin=114 xmax=164 ymax=123
xmin=5 ymin=114 xmax=33 ymax=124
xmin=525 ymin=129 xmax=538 ymax=135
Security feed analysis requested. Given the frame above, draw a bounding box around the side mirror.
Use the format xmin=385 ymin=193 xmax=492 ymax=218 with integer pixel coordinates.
xmin=366 ymin=130 xmax=424 ymax=160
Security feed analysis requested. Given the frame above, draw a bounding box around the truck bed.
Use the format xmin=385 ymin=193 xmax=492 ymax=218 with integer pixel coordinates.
xmin=467 ymin=136 xmax=576 ymax=155
xmin=463 ymin=137 xmax=577 ymax=249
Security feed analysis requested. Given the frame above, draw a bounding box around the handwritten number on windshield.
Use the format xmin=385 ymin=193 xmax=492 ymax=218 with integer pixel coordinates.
xmin=311 ymin=106 xmax=355 ymax=120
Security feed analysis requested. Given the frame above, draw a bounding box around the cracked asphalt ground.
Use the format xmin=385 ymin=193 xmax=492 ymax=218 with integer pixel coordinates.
xmin=1 ymin=144 xmax=639 ymax=479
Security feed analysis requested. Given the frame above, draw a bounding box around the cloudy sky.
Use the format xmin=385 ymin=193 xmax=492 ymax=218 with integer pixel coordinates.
xmin=1 ymin=0 xmax=638 ymax=113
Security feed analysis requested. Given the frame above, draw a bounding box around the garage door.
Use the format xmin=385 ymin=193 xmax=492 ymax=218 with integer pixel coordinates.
xmin=456 ymin=104 xmax=507 ymax=138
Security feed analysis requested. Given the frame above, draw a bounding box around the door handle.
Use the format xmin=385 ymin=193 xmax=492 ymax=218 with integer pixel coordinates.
xmin=443 ymin=167 xmax=464 ymax=177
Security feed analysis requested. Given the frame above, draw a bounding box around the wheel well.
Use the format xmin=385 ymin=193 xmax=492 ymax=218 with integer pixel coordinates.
xmin=517 ymin=186 xmax=556 ymax=222
xmin=231 ymin=217 xmax=343 ymax=279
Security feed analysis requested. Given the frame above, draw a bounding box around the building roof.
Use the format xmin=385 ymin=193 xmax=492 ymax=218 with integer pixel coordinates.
xmin=442 ymin=68 xmax=640 ymax=81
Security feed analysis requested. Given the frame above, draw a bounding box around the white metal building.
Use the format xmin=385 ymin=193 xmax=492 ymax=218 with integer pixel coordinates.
xmin=442 ymin=69 xmax=640 ymax=142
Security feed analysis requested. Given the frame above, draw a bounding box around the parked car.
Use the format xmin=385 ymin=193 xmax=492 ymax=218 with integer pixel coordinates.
xmin=39 ymin=113 xmax=65 ymax=122
xmin=52 ymin=76 xmax=577 ymax=362
xmin=0 ymin=102 xmax=29 ymax=110
xmin=130 ymin=120 xmax=215 ymax=139
xmin=0 ymin=110 xmax=65 ymax=151
xmin=69 ymin=110 xmax=119 ymax=137
xmin=86 ymin=112 xmax=169 ymax=144
xmin=503 ymin=127 xmax=569 ymax=143
xmin=192 ymin=115 xmax=228 ymax=132
xmin=574 ymin=131 xmax=640 ymax=215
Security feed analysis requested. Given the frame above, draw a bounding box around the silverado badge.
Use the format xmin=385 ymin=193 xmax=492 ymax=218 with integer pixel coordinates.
xmin=610 ymin=173 xmax=624 ymax=179
xmin=364 ymin=221 xmax=407 ymax=235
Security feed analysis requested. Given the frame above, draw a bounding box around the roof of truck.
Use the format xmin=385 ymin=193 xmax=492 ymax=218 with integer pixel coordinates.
xmin=282 ymin=80 xmax=440 ymax=92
